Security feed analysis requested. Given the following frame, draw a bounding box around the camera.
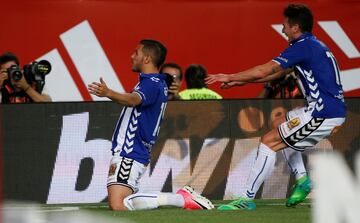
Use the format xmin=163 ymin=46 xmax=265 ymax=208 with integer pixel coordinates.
xmin=7 ymin=65 xmax=22 ymax=81
xmin=164 ymin=73 xmax=178 ymax=88
xmin=7 ymin=60 xmax=51 ymax=82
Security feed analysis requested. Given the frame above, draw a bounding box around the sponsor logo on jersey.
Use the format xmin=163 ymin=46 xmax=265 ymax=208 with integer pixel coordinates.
xmin=287 ymin=118 xmax=301 ymax=130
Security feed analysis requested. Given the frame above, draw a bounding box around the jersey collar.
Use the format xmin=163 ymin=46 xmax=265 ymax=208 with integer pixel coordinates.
xmin=139 ymin=73 xmax=166 ymax=79
xmin=290 ymin=32 xmax=313 ymax=45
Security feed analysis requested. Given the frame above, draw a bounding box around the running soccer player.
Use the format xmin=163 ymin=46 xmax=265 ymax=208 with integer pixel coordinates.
xmin=206 ymin=4 xmax=346 ymax=210
xmin=88 ymin=39 xmax=213 ymax=211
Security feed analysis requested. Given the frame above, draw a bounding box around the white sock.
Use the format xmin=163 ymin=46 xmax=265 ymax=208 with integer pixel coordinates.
xmin=158 ymin=193 xmax=185 ymax=207
xmin=243 ymin=143 xmax=276 ymax=199
xmin=282 ymin=148 xmax=307 ymax=180
xmin=124 ymin=193 xmax=184 ymax=210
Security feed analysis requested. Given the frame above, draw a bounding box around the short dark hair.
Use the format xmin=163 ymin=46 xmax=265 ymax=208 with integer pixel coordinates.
xmin=160 ymin=63 xmax=183 ymax=80
xmin=140 ymin=39 xmax=167 ymax=68
xmin=284 ymin=4 xmax=313 ymax=33
xmin=0 ymin=52 xmax=20 ymax=66
xmin=184 ymin=64 xmax=207 ymax=89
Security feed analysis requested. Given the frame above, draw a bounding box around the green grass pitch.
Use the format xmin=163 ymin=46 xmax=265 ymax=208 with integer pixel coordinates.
xmin=43 ymin=199 xmax=311 ymax=223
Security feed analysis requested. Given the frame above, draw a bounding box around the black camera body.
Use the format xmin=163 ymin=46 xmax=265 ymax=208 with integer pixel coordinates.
xmin=5 ymin=60 xmax=51 ymax=94
xmin=7 ymin=60 xmax=51 ymax=82
xmin=164 ymin=73 xmax=177 ymax=88
xmin=7 ymin=65 xmax=22 ymax=81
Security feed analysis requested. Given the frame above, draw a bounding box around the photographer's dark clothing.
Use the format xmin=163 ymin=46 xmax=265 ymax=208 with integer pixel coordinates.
xmin=1 ymin=84 xmax=33 ymax=103
xmin=263 ymin=75 xmax=301 ymax=99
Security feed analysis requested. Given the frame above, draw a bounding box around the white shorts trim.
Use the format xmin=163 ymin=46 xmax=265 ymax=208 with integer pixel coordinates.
xmin=278 ymin=107 xmax=345 ymax=151
xmin=107 ymin=155 xmax=147 ymax=193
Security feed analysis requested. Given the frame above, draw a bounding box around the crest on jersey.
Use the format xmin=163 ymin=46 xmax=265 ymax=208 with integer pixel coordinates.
xmin=287 ymin=118 xmax=301 ymax=130
xmin=108 ymin=164 xmax=117 ymax=176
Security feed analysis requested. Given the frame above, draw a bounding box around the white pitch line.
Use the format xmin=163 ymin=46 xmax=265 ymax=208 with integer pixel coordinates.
xmin=38 ymin=207 xmax=80 ymax=213
xmin=2 ymin=206 xmax=80 ymax=213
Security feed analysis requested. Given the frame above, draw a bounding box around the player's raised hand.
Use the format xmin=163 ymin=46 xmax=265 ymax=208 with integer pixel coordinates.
xmin=205 ymin=74 xmax=231 ymax=85
xmin=88 ymin=77 xmax=110 ymax=97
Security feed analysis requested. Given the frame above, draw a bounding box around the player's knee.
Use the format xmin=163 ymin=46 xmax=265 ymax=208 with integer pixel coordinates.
xmin=108 ymin=197 xmax=129 ymax=211
xmin=109 ymin=202 xmax=128 ymax=211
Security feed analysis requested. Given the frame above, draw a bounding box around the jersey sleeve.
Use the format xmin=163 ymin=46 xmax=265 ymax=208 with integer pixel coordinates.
xmin=133 ymin=79 xmax=159 ymax=107
xmin=273 ymin=42 xmax=308 ymax=69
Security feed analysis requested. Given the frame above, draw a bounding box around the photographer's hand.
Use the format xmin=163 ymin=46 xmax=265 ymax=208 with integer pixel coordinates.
xmin=168 ymin=81 xmax=180 ymax=95
xmin=12 ymin=74 xmax=51 ymax=102
xmin=0 ymin=70 xmax=8 ymax=87
xmin=12 ymin=75 xmax=30 ymax=91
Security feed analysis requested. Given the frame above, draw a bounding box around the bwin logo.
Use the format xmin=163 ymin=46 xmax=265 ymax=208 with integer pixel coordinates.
xmin=272 ymin=21 xmax=360 ymax=92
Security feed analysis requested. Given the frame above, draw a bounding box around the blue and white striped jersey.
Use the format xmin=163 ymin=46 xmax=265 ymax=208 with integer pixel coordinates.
xmin=111 ymin=73 xmax=168 ymax=164
xmin=273 ymin=32 xmax=346 ymax=118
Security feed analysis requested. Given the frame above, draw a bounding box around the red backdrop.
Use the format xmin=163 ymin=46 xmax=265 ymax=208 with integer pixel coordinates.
xmin=1 ymin=0 xmax=359 ymax=100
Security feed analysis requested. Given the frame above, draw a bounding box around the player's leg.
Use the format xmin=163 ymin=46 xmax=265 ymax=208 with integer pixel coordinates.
xmin=278 ymin=107 xmax=312 ymax=206
xmin=108 ymin=185 xmax=133 ymax=211
xmin=124 ymin=186 xmax=214 ymax=210
xmin=272 ymin=107 xmax=309 ymax=180
xmin=218 ymin=107 xmax=312 ymax=211
xmin=279 ymin=108 xmax=345 ymax=206
xmin=282 ymin=148 xmax=311 ymax=207
xmin=123 ymin=192 xmax=184 ymax=210
xmin=107 ymin=155 xmax=147 ymax=211
xmin=280 ymin=107 xmax=309 ymax=181
xmin=265 ymin=112 xmax=311 ymax=202
xmin=282 ymin=148 xmax=308 ymax=181
xmin=270 ymin=109 xmax=309 ymax=181
xmin=108 ymin=155 xmax=213 ymax=211
xmin=218 ymin=129 xmax=286 ymax=210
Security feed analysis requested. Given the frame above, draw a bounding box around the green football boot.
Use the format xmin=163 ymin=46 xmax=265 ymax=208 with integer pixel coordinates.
xmin=286 ymin=175 xmax=311 ymax=207
xmin=218 ymin=197 xmax=256 ymax=211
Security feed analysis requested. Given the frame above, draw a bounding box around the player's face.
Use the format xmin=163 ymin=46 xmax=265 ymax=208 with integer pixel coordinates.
xmin=282 ymin=18 xmax=298 ymax=42
xmin=131 ymin=44 xmax=145 ymax=72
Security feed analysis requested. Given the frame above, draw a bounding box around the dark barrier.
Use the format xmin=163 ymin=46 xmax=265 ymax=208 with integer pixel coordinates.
xmin=2 ymin=99 xmax=359 ymax=204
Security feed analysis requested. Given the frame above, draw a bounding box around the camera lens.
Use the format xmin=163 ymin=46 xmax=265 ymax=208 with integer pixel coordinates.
xmin=7 ymin=65 xmax=22 ymax=81
xmin=33 ymin=60 xmax=51 ymax=75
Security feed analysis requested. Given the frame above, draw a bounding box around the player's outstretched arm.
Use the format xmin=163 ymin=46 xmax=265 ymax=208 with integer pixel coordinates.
xmin=252 ymin=67 xmax=293 ymax=83
xmin=88 ymin=77 xmax=141 ymax=107
xmin=205 ymin=61 xmax=285 ymax=87
xmin=220 ymin=81 xmax=246 ymax=89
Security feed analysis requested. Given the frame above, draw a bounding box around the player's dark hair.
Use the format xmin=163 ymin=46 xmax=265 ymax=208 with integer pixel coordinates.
xmin=0 ymin=52 xmax=20 ymax=66
xmin=185 ymin=64 xmax=207 ymax=89
xmin=284 ymin=4 xmax=313 ymax=33
xmin=140 ymin=39 xmax=167 ymax=69
xmin=160 ymin=63 xmax=183 ymax=80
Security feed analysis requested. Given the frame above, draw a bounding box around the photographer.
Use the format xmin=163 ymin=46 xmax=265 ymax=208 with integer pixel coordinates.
xmin=160 ymin=63 xmax=183 ymax=100
xmin=0 ymin=52 xmax=52 ymax=103
xmin=258 ymin=71 xmax=302 ymax=99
